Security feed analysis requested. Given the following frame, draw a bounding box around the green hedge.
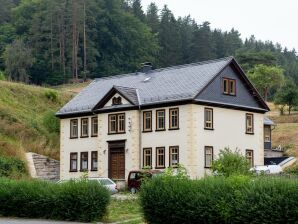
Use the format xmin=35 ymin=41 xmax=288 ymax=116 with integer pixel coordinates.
xmin=0 ymin=179 xmax=110 ymax=222
xmin=140 ymin=176 xmax=298 ymax=224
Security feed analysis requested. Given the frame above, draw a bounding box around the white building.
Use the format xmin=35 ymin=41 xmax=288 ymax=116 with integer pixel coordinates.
xmin=56 ymin=57 xmax=270 ymax=180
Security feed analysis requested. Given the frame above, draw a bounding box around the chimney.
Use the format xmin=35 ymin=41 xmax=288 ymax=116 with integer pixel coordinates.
xmin=141 ymin=62 xmax=152 ymax=73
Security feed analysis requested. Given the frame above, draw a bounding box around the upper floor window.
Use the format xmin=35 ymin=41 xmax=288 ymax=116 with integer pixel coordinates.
xmin=143 ymin=148 xmax=152 ymax=168
xmin=143 ymin=111 xmax=152 ymax=132
xmin=156 ymin=110 xmax=165 ymax=131
xmin=91 ymin=151 xmax=98 ymax=171
xmin=204 ymin=108 xmax=213 ymax=130
xmin=81 ymin=118 xmax=89 ymax=137
xmin=70 ymin=152 xmax=78 ymax=172
xmin=169 ymin=108 xmax=179 ymax=130
xmin=223 ymin=78 xmax=236 ymax=96
xmin=156 ymin=147 xmax=165 ymax=169
xmin=246 ymin=113 xmax=254 ymax=134
xmin=70 ymin=119 xmax=78 ymax=138
xmin=80 ymin=152 xmax=88 ymax=171
xmin=112 ymin=96 xmax=122 ymax=105
xmin=204 ymin=146 xmax=213 ymax=168
xmin=169 ymin=146 xmax=179 ymax=167
xmin=91 ymin=117 xmax=98 ymax=137
xmin=246 ymin=149 xmax=254 ymax=167
xmin=264 ymin=126 xmax=271 ymax=142
xmin=108 ymin=113 xmax=125 ymax=134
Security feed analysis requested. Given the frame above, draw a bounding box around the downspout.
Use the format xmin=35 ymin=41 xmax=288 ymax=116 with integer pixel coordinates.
xmin=136 ymin=89 xmax=142 ymax=170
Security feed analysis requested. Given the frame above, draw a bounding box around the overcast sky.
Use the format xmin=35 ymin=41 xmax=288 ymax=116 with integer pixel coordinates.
xmin=141 ymin=0 xmax=297 ymax=50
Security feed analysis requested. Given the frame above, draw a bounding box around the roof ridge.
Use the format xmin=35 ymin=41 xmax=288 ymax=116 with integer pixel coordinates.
xmin=113 ymin=85 xmax=137 ymax=90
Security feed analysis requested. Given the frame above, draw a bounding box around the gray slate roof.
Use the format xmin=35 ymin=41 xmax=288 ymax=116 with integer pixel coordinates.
xmin=264 ymin=117 xmax=275 ymax=126
xmin=57 ymin=57 xmax=235 ymax=116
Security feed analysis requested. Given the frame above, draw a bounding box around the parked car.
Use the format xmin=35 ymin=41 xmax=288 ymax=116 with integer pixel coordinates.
xmin=250 ymin=165 xmax=283 ymax=175
xmin=128 ymin=170 xmax=162 ymax=193
xmin=57 ymin=177 xmax=118 ymax=194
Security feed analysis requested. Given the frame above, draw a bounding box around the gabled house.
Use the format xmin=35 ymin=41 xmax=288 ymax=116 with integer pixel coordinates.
xmin=56 ymin=57 xmax=270 ymax=180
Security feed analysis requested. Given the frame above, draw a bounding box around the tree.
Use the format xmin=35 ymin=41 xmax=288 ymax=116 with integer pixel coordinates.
xmin=274 ymin=80 xmax=298 ymax=115
xmin=3 ymin=39 xmax=34 ymax=83
xmin=248 ymin=64 xmax=284 ymax=101
xmin=146 ymin=3 xmax=159 ymax=34
xmin=132 ymin=0 xmax=145 ymax=22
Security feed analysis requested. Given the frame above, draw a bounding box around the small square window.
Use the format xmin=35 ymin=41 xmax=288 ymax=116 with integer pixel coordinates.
xmin=222 ymin=78 xmax=236 ymax=96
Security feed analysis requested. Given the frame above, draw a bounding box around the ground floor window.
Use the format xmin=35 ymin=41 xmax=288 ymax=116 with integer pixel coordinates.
xmin=91 ymin=151 xmax=98 ymax=171
xmin=143 ymin=148 xmax=152 ymax=168
xmin=169 ymin=146 xmax=179 ymax=167
xmin=80 ymin=152 xmax=88 ymax=171
xmin=204 ymin=146 xmax=213 ymax=168
xmin=70 ymin=153 xmax=78 ymax=172
xmin=156 ymin=147 xmax=165 ymax=168
xmin=246 ymin=149 xmax=254 ymax=167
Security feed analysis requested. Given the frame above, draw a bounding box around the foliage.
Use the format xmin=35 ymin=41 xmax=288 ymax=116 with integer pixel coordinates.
xmin=284 ymin=163 xmax=298 ymax=174
xmin=0 ymin=156 xmax=27 ymax=179
xmin=248 ymin=64 xmax=284 ymax=101
xmin=44 ymin=89 xmax=58 ymax=102
xmin=140 ymin=176 xmax=298 ymax=224
xmin=211 ymin=148 xmax=251 ymax=177
xmin=0 ymin=178 xmax=110 ymax=222
xmin=42 ymin=110 xmax=60 ymax=133
xmin=274 ymin=80 xmax=298 ymax=115
xmin=0 ymin=71 xmax=5 ymax=80
xmin=162 ymin=164 xmax=189 ymax=179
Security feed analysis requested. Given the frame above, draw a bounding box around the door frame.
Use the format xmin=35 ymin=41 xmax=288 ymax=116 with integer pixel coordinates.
xmin=107 ymin=140 xmax=126 ymax=180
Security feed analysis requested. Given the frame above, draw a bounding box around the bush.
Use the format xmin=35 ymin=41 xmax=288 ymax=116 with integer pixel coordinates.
xmin=0 ymin=179 xmax=110 ymax=222
xmin=44 ymin=90 xmax=58 ymax=102
xmin=0 ymin=71 xmax=6 ymax=81
xmin=140 ymin=176 xmax=298 ymax=224
xmin=0 ymin=156 xmax=27 ymax=178
xmin=43 ymin=110 xmax=60 ymax=133
xmin=211 ymin=148 xmax=251 ymax=177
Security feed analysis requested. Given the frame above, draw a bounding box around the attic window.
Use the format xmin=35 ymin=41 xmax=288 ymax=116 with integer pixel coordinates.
xmin=112 ymin=96 xmax=122 ymax=105
xmin=223 ymin=78 xmax=236 ymax=96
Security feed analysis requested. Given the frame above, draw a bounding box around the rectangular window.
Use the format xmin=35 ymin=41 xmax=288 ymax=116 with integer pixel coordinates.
xmin=169 ymin=146 xmax=179 ymax=167
xmin=108 ymin=113 xmax=125 ymax=134
xmin=143 ymin=148 xmax=152 ymax=168
xmin=156 ymin=147 xmax=165 ymax=168
xmin=264 ymin=126 xmax=271 ymax=142
xmin=246 ymin=113 xmax=254 ymax=134
xmin=80 ymin=152 xmax=88 ymax=171
xmin=246 ymin=150 xmax=254 ymax=167
xmin=91 ymin=117 xmax=98 ymax=137
xmin=81 ymin=118 xmax=89 ymax=137
xmin=222 ymin=78 xmax=236 ymax=96
xmin=91 ymin=151 xmax=98 ymax=171
xmin=70 ymin=153 xmax=78 ymax=172
xmin=205 ymin=146 xmax=213 ymax=168
xmin=143 ymin=111 xmax=152 ymax=132
xmin=204 ymin=108 xmax=213 ymax=130
xmin=70 ymin=119 xmax=78 ymax=138
xmin=156 ymin=110 xmax=165 ymax=131
xmin=169 ymin=108 xmax=179 ymax=130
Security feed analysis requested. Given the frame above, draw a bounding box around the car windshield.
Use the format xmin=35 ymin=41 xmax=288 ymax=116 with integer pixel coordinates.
xmin=97 ymin=179 xmax=114 ymax=185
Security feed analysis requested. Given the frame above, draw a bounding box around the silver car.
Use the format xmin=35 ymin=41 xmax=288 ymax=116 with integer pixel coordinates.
xmin=88 ymin=177 xmax=118 ymax=194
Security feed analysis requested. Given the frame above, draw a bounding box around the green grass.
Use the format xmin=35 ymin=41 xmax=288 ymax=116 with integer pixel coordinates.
xmin=103 ymin=199 xmax=144 ymax=223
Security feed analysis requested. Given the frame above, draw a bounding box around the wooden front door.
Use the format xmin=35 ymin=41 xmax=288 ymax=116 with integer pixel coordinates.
xmin=108 ymin=141 xmax=125 ymax=180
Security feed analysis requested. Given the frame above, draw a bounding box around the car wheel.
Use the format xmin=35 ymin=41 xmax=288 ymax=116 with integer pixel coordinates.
xmin=130 ymin=187 xmax=137 ymax=194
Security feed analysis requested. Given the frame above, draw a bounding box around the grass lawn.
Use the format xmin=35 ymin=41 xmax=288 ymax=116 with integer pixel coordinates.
xmin=103 ymin=199 xmax=144 ymax=223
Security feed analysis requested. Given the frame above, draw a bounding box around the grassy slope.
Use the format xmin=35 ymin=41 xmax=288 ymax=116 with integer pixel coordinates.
xmin=0 ymin=81 xmax=74 ymax=160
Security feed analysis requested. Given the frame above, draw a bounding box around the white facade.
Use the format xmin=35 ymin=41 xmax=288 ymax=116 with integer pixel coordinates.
xmin=60 ymin=103 xmax=264 ymax=180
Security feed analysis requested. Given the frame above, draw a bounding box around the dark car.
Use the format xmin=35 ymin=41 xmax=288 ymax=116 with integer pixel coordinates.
xmin=128 ymin=170 xmax=162 ymax=193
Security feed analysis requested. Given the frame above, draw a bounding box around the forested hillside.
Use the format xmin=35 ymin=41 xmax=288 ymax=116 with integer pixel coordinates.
xmin=1 ymin=0 xmax=298 ymax=93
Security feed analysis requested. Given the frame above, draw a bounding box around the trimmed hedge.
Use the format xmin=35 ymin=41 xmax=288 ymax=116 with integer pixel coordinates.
xmin=0 ymin=178 xmax=110 ymax=222
xmin=140 ymin=176 xmax=298 ymax=224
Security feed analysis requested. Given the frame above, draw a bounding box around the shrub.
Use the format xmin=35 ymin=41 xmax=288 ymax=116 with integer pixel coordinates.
xmin=140 ymin=176 xmax=298 ymax=224
xmin=44 ymin=90 xmax=58 ymax=102
xmin=0 ymin=156 xmax=27 ymax=178
xmin=211 ymin=148 xmax=250 ymax=177
xmin=43 ymin=110 xmax=59 ymax=133
xmin=0 ymin=179 xmax=110 ymax=222
xmin=0 ymin=71 xmax=6 ymax=81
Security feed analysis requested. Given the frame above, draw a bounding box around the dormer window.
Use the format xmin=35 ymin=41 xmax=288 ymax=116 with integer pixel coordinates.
xmin=223 ymin=78 xmax=236 ymax=96
xmin=112 ymin=96 xmax=122 ymax=105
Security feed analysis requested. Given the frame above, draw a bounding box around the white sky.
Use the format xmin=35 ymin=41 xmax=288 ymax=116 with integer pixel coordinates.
xmin=141 ymin=0 xmax=298 ymax=50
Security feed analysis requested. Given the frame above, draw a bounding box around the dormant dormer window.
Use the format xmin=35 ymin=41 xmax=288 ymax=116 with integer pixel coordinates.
xmin=246 ymin=113 xmax=254 ymax=134
xmin=70 ymin=119 xmax=78 ymax=138
xmin=112 ymin=96 xmax=122 ymax=105
xmin=223 ymin=78 xmax=236 ymax=96
xmin=81 ymin=118 xmax=89 ymax=137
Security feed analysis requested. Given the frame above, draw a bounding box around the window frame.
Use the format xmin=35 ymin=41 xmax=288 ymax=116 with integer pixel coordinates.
xmin=108 ymin=113 xmax=125 ymax=134
xmin=264 ymin=125 xmax=271 ymax=143
xmin=80 ymin=152 xmax=88 ymax=172
xmin=143 ymin=148 xmax=152 ymax=168
xmin=246 ymin=149 xmax=254 ymax=167
xmin=91 ymin=151 xmax=98 ymax=171
xmin=91 ymin=117 xmax=98 ymax=137
xmin=156 ymin=109 xmax=166 ymax=131
xmin=222 ymin=77 xmax=236 ymax=96
xmin=169 ymin=108 xmax=179 ymax=130
xmin=69 ymin=152 xmax=78 ymax=172
xmin=80 ymin=118 xmax=89 ymax=138
xmin=169 ymin=146 xmax=179 ymax=167
xmin=155 ymin=147 xmax=166 ymax=169
xmin=204 ymin=108 xmax=214 ymax=130
xmin=246 ymin=113 xmax=254 ymax=134
xmin=204 ymin=146 xmax=214 ymax=168
xmin=70 ymin=119 xmax=78 ymax=139
xmin=143 ymin=111 xmax=152 ymax=132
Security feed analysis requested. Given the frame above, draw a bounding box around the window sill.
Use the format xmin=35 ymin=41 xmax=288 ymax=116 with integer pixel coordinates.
xmin=91 ymin=135 xmax=98 ymax=138
xmin=142 ymin=167 xmax=152 ymax=169
xmin=246 ymin=132 xmax=254 ymax=135
xmin=69 ymin=137 xmax=78 ymax=139
xmin=69 ymin=170 xmax=78 ymax=172
xmin=155 ymin=129 xmax=166 ymax=132
xmin=155 ymin=167 xmax=165 ymax=169
xmin=204 ymin=128 xmax=214 ymax=131
xmin=169 ymin=128 xmax=179 ymax=131
xmin=204 ymin=167 xmax=211 ymax=169
xmin=90 ymin=169 xmax=98 ymax=172
xmin=80 ymin=169 xmax=88 ymax=172
xmin=80 ymin=136 xmax=89 ymax=138
xmin=142 ymin=130 xmax=153 ymax=133
xmin=108 ymin=132 xmax=126 ymax=135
